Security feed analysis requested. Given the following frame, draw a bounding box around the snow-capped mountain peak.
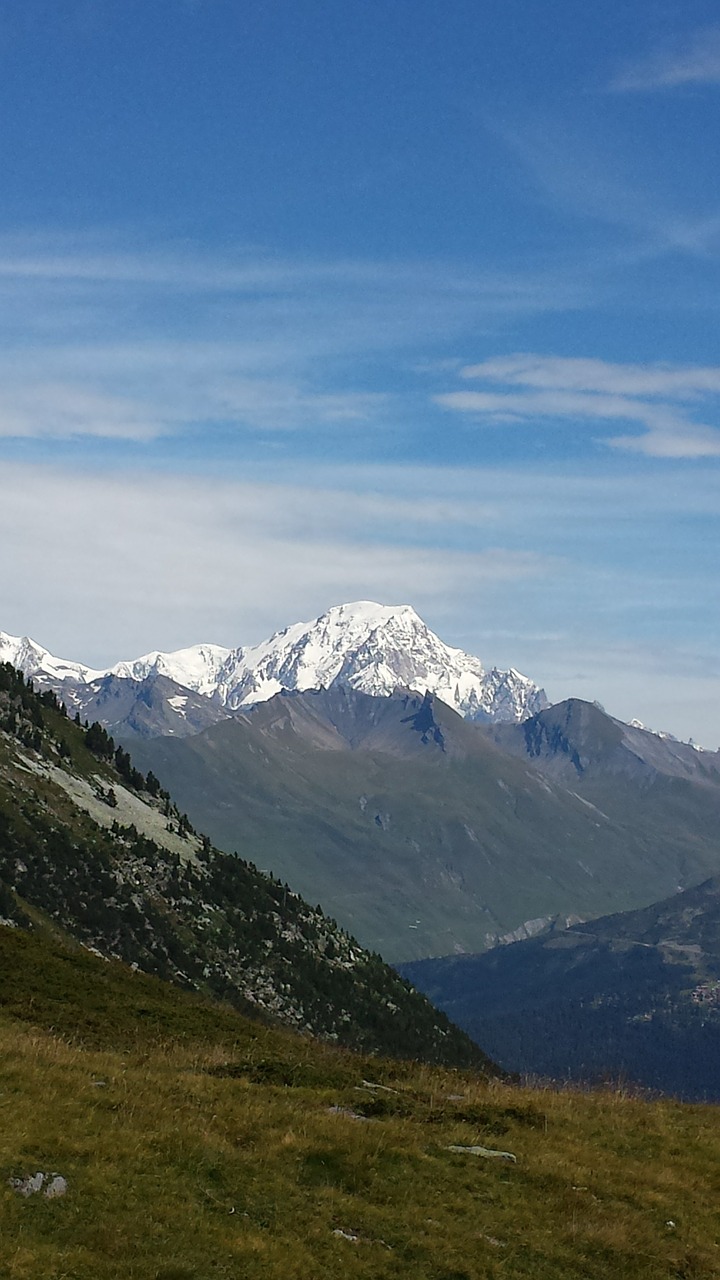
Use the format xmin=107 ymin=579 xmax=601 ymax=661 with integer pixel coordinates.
xmin=0 ymin=631 xmax=104 ymax=685
xmin=221 ymin=601 xmax=438 ymax=707
xmin=0 ymin=602 xmax=548 ymax=724
xmin=211 ymin=601 xmax=546 ymax=721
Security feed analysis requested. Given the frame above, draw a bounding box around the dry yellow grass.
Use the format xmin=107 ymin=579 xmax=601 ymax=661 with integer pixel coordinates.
xmin=2 ymin=1014 xmax=720 ymax=1280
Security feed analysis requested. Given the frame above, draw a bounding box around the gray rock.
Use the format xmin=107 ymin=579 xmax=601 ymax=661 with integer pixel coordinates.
xmin=8 ymin=1171 xmax=68 ymax=1198
xmin=44 ymin=1175 xmax=68 ymax=1198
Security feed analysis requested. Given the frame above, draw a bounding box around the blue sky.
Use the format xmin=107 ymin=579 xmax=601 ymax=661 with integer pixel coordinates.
xmin=1 ymin=0 xmax=719 ymax=745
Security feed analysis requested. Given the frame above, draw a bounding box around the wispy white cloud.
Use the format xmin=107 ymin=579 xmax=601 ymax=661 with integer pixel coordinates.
xmin=0 ymin=385 xmax=167 ymax=441
xmin=0 ymin=233 xmax=583 ymax=312
xmin=436 ymin=354 xmax=720 ymax=458
xmin=607 ymin=424 xmax=720 ymax=459
xmin=460 ymin=355 xmax=720 ymax=398
xmin=610 ymin=27 xmax=720 ymax=93
xmin=0 ymin=380 xmax=389 ymax=440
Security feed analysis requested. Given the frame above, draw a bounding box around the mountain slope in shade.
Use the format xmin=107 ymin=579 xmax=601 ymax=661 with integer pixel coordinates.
xmin=399 ymin=876 xmax=720 ymax=1101
xmin=0 ymin=601 xmax=548 ymax=725
xmin=129 ymin=687 xmax=720 ymax=962
xmin=486 ymin=699 xmax=720 ymax=881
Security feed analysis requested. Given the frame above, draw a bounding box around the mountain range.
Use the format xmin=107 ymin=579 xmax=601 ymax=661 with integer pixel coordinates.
xmin=0 ymin=600 xmax=548 ymax=729
xmin=3 ymin=635 xmax=720 ymax=1269
xmin=5 ymin=602 xmax=718 ymax=966
xmin=5 ymin=599 xmax=720 ymax=1101
xmin=124 ymin=687 xmax=720 ymax=962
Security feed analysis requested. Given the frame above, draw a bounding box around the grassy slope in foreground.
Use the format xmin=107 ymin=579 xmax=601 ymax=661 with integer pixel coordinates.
xmin=2 ymin=926 xmax=720 ymax=1280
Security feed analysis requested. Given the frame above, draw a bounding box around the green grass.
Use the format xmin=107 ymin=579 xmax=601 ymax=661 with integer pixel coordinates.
xmin=1 ymin=928 xmax=720 ymax=1279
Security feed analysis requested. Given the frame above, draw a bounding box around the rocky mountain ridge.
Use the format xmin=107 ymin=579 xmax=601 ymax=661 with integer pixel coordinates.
xmin=489 ymin=698 xmax=719 ymax=785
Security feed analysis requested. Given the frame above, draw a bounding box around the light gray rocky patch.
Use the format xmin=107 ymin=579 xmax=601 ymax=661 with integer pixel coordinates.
xmin=9 ymin=1172 xmax=44 ymax=1197
xmin=16 ymin=753 xmax=200 ymax=864
xmin=446 ymin=1145 xmax=517 ymax=1162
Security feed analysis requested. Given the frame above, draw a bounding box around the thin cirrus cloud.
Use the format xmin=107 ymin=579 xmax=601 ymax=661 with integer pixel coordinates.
xmin=0 ymin=384 xmax=164 ymax=441
xmin=0 ymin=234 xmax=592 ymax=442
xmin=488 ymin=115 xmax=720 ymax=260
xmin=0 ymin=235 xmax=586 ymax=321
xmin=435 ymin=354 xmax=720 ymax=458
xmin=460 ymin=355 xmax=720 ymax=398
xmin=610 ymin=26 xmax=720 ymax=92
